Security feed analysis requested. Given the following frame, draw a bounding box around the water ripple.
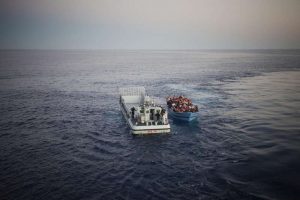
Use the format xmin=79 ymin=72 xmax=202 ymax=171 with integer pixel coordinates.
xmin=1 ymin=50 xmax=300 ymax=200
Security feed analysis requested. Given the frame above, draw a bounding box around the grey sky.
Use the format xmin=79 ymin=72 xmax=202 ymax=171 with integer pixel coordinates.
xmin=1 ymin=0 xmax=300 ymax=49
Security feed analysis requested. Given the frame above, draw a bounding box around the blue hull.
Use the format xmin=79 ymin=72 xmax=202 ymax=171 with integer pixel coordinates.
xmin=168 ymin=108 xmax=198 ymax=122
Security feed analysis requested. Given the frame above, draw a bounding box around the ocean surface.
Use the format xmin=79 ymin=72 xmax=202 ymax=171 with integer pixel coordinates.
xmin=0 ymin=50 xmax=300 ymax=200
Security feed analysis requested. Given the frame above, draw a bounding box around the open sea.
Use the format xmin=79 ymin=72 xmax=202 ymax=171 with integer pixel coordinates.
xmin=0 ymin=50 xmax=300 ymax=200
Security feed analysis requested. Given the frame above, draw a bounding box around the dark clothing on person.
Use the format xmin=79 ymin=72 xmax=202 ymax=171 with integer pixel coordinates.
xmin=131 ymin=107 xmax=136 ymax=118
xmin=155 ymin=112 xmax=160 ymax=121
xmin=161 ymin=108 xmax=166 ymax=116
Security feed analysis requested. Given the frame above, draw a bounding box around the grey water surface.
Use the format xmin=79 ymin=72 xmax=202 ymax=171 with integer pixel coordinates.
xmin=0 ymin=50 xmax=300 ymax=200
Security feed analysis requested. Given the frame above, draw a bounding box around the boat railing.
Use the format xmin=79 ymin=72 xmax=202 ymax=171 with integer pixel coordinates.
xmin=119 ymin=87 xmax=145 ymax=97
xmin=119 ymin=87 xmax=146 ymax=105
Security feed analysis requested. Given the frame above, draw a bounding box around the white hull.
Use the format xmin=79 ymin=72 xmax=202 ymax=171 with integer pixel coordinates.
xmin=119 ymin=87 xmax=171 ymax=135
xmin=120 ymin=100 xmax=170 ymax=135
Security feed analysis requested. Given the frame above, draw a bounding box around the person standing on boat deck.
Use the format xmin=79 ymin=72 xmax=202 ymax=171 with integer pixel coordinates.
xmin=150 ymin=109 xmax=154 ymax=120
xmin=131 ymin=107 xmax=136 ymax=119
xmin=161 ymin=108 xmax=166 ymax=117
xmin=155 ymin=111 xmax=160 ymax=121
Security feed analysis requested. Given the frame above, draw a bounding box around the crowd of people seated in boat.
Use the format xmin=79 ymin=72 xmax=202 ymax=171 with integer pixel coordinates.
xmin=167 ymin=96 xmax=198 ymax=112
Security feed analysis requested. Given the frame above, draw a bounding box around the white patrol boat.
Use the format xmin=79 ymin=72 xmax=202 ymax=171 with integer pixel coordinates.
xmin=119 ymin=87 xmax=171 ymax=134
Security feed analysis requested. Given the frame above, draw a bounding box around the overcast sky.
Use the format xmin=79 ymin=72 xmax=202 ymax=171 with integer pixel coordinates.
xmin=0 ymin=0 xmax=300 ymax=49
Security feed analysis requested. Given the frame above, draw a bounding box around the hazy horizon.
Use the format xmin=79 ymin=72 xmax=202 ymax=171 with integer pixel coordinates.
xmin=1 ymin=48 xmax=300 ymax=50
xmin=1 ymin=0 xmax=300 ymax=49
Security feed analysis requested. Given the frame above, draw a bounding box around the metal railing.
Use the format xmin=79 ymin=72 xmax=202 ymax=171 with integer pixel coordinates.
xmin=119 ymin=87 xmax=145 ymax=96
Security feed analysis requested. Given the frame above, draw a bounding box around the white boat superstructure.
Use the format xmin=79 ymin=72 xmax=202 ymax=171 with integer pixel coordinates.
xmin=119 ymin=87 xmax=171 ymax=134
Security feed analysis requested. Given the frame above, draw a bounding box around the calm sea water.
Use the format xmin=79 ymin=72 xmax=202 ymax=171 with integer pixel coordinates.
xmin=0 ymin=50 xmax=300 ymax=200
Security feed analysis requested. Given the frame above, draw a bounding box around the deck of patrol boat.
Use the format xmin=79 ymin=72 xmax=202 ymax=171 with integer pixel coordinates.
xmin=119 ymin=87 xmax=171 ymax=134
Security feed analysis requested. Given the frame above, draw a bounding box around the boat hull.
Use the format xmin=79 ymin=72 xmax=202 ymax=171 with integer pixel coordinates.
xmin=120 ymin=101 xmax=171 ymax=135
xmin=168 ymin=108 xmax=198 ymax=122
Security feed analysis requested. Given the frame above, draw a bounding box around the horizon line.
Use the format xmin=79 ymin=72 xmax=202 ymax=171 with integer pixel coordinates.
xmin=1 ymin=48 xmax=300 ymax=51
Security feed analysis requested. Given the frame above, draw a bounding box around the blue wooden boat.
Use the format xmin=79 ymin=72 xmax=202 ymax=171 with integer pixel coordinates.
xmin=166 ymin=96 xmax=198 ymax=122
xmin=168 ymin=108 xmax=198 ymax=122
